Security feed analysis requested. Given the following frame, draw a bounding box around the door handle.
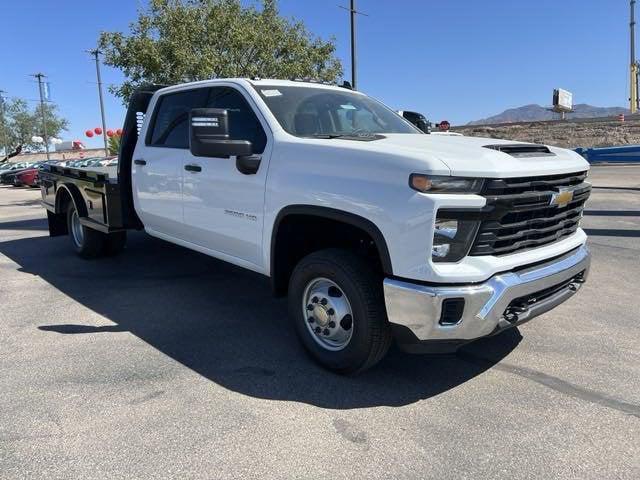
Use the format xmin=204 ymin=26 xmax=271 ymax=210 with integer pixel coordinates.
xmin=185 ymin=164 xmax=202 ymax=173
xmin=134 ymin=159 xmax=146 ymax=166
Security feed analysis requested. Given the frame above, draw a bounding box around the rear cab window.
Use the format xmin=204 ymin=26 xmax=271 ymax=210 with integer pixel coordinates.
xmin=146 ymin=88 xmax=209 ymax=148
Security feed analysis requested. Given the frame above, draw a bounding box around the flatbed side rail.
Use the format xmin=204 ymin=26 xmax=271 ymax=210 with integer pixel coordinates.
xmin=39 ymin=165 xmax=125 ymax=234
xmin=46 ymin=164 xmax=111 ymax=185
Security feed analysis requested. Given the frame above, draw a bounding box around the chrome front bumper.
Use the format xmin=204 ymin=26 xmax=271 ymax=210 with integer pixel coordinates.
xmin=383 ymin=245 xmax=590 ymax=349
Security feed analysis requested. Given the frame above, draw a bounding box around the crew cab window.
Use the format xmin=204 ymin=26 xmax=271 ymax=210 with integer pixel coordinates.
xmin=148 ymin=88 xmax=209 ymax=148
xmin=148 ymin=86 xmax=266 ymax=153
xmin=206 ymin=87 xmax=267 ymax=154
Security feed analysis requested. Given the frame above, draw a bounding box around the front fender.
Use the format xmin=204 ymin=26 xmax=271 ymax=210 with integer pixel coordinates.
xmin=262 ymin=140 xmax=448 ymax=279
xmin=271 ymin=204 xmax=393 ymax=276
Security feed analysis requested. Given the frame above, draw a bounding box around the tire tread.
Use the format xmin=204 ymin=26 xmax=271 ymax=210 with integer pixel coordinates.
xmin=289 ymin=248 xmax=392 ymax=374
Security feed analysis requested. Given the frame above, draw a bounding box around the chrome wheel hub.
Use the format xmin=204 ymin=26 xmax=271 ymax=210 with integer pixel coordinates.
xmin=302 ymin=278 xmax=354 ymax=351
xmin=70 ymin=210 xmax=84 ymax=247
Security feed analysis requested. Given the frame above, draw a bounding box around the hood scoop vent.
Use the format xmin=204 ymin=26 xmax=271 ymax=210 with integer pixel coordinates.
xmin=484 ymin=144 xmax=555 ymax=158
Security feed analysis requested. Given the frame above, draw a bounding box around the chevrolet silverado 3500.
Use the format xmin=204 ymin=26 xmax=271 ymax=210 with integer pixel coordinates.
xmin=39 ymin=79 xmax=591 ymax=374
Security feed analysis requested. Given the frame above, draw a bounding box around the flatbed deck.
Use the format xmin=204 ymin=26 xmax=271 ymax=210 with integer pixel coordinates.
xmin=40 ymin=165 xmax=125 ymax=234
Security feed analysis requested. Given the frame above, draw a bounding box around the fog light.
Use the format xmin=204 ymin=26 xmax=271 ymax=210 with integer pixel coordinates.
xmin=432 ymin=243 xmax=450 ymax=258
xmin=432 ymin=216 xmax=480 ymax=263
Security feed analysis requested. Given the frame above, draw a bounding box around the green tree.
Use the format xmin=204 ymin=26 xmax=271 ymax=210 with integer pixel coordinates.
xmin=99 ymin=0 xmax=343 ymax=101
xmin=107 ymin=135 xmax=121 ymax=156
xmin=0 ymin=98 xmax=68 ymax=154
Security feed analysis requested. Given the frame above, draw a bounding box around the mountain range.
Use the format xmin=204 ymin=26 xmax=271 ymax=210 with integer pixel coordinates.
xmin=468 ymin=104 xmax=630 ymax=125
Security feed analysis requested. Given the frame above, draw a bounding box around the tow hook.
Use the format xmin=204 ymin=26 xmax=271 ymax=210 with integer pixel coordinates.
xmin=504 ymin=303 xmax=528 ymax=323
xmin=569 ymin=278 xmax=585 ymax=291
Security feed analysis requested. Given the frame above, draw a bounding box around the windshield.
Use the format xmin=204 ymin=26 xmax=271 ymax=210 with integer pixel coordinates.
xmin=254 ymin=85 xmax=419 ymax=138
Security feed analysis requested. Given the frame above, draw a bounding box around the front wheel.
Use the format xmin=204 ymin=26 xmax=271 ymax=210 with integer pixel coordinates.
xmin=288 ymin=249 xmax=392 ymax=375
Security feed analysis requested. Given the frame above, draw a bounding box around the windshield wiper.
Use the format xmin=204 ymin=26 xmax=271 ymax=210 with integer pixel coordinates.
xmin=307 ymin=133 xmax=383 ymax=140
xmin=308 ymin=134 xmax=352 ymax=139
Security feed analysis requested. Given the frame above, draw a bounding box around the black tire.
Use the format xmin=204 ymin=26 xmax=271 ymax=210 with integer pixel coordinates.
xmin=288 ymin=249 xmax=392 ymax=375
xmin=66 ymin=202 xmax=105 ymax=259
xmin=103 ymin=231 xmax=127 ymax=256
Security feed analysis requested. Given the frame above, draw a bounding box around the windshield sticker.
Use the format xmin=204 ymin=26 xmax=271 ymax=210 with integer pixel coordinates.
xmin=340 ymin=104 xmax=357 ymax=110
xmin=261 ymin=89 xmax=282 ymax=97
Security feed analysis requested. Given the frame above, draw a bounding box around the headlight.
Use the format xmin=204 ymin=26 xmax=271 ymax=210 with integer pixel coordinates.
xmin=410 ymin=174 xmax=484 ymax=194
xmin=432 ymin=214 xmax=480 ymax=263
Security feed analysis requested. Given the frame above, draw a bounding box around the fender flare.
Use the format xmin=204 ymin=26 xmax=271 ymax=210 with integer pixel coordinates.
xmin=55 ymin=183 xmax=88 ymax=218
xmin=270 ymin=205 xmax=394 ymax=277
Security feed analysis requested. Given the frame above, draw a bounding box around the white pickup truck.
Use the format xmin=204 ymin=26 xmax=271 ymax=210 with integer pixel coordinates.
xmin=39 ymin=79 xmax=591 ymax=374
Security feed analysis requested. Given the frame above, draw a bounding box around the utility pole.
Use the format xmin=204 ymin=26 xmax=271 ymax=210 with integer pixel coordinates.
xmin=632 ymin=0 xmax=637 ymax=113
xmin=340 ymin=1 xmax=367 ymax=90
xmin=350 ymin=0 xmax=357 ymax=89
xmin=87 ymin=49 xmax=109 ymax=155
xmin=32 ymin=73 xmax=50 ymax=161
xmin=0 ymin=89 xmax=9 ymax=161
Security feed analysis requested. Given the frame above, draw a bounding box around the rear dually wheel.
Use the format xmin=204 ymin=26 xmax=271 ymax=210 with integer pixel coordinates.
xmin=65 ymin=202 xmax=105 ymax=259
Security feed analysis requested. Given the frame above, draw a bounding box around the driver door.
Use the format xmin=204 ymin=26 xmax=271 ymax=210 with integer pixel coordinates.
xmin=181 ymin=86 xmax=271 ymax=269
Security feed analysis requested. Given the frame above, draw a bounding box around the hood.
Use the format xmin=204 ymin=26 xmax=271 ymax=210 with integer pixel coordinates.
xmin=373 ymin=134 xmax=589 ymax=178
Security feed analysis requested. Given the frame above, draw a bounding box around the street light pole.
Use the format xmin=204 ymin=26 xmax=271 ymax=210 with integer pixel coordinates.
xmin=32 ymin=73 xmax=50 ymax=161
xmin=88 ymin=49 xmax=109 ymax=155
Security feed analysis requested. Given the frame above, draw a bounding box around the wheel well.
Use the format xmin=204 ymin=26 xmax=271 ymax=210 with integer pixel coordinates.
xmin=55 ymin=188 xmax=72 ymax=215
xmin=49 ymin=188 xmax=74 ymax=236
xmin=271 ymin=209 xmax=392 ymax=296
xmin=55 ymin=184 xmax=87 ymax=217
xmin=51 ymin=186 xmax=86 ymax=237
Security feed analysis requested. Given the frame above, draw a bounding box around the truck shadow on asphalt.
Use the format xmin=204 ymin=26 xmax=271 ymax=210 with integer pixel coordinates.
xmin=0 ymin=218 xmax=522 ymax=409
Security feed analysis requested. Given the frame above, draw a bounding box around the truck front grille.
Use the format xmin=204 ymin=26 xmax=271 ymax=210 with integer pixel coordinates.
xmin=470 ymin=171 xmax=591 ymax=256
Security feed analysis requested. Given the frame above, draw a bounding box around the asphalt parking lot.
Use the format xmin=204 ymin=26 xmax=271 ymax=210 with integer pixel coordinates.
xmin=0 ymin=165 xmax=638 ymax=479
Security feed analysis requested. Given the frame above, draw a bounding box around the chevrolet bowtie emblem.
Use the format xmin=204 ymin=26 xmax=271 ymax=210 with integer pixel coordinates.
xmin=550 ymin=188 xmax=574 ymax=207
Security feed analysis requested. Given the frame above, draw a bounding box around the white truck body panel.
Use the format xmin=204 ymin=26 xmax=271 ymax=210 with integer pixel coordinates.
xmin=131 ymin=78 xmax=589 ymax=284
xmin=133 ymin=146 xmax=185 ymax=237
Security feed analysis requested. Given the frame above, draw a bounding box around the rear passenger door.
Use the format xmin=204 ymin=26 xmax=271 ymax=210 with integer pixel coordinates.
xmin=181 ymin=86 xmax=270 ymax=268
xmin=132 ymin=87 xmax=208 ymax=238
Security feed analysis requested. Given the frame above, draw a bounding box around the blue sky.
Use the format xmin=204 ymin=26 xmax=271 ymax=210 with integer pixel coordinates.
xmin=1 ymin=0 xmax=631 ymax=148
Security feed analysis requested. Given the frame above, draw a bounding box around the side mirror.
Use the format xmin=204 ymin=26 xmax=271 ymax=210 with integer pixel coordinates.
xmin=189 ymin=108 xmax=253 ymax=158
